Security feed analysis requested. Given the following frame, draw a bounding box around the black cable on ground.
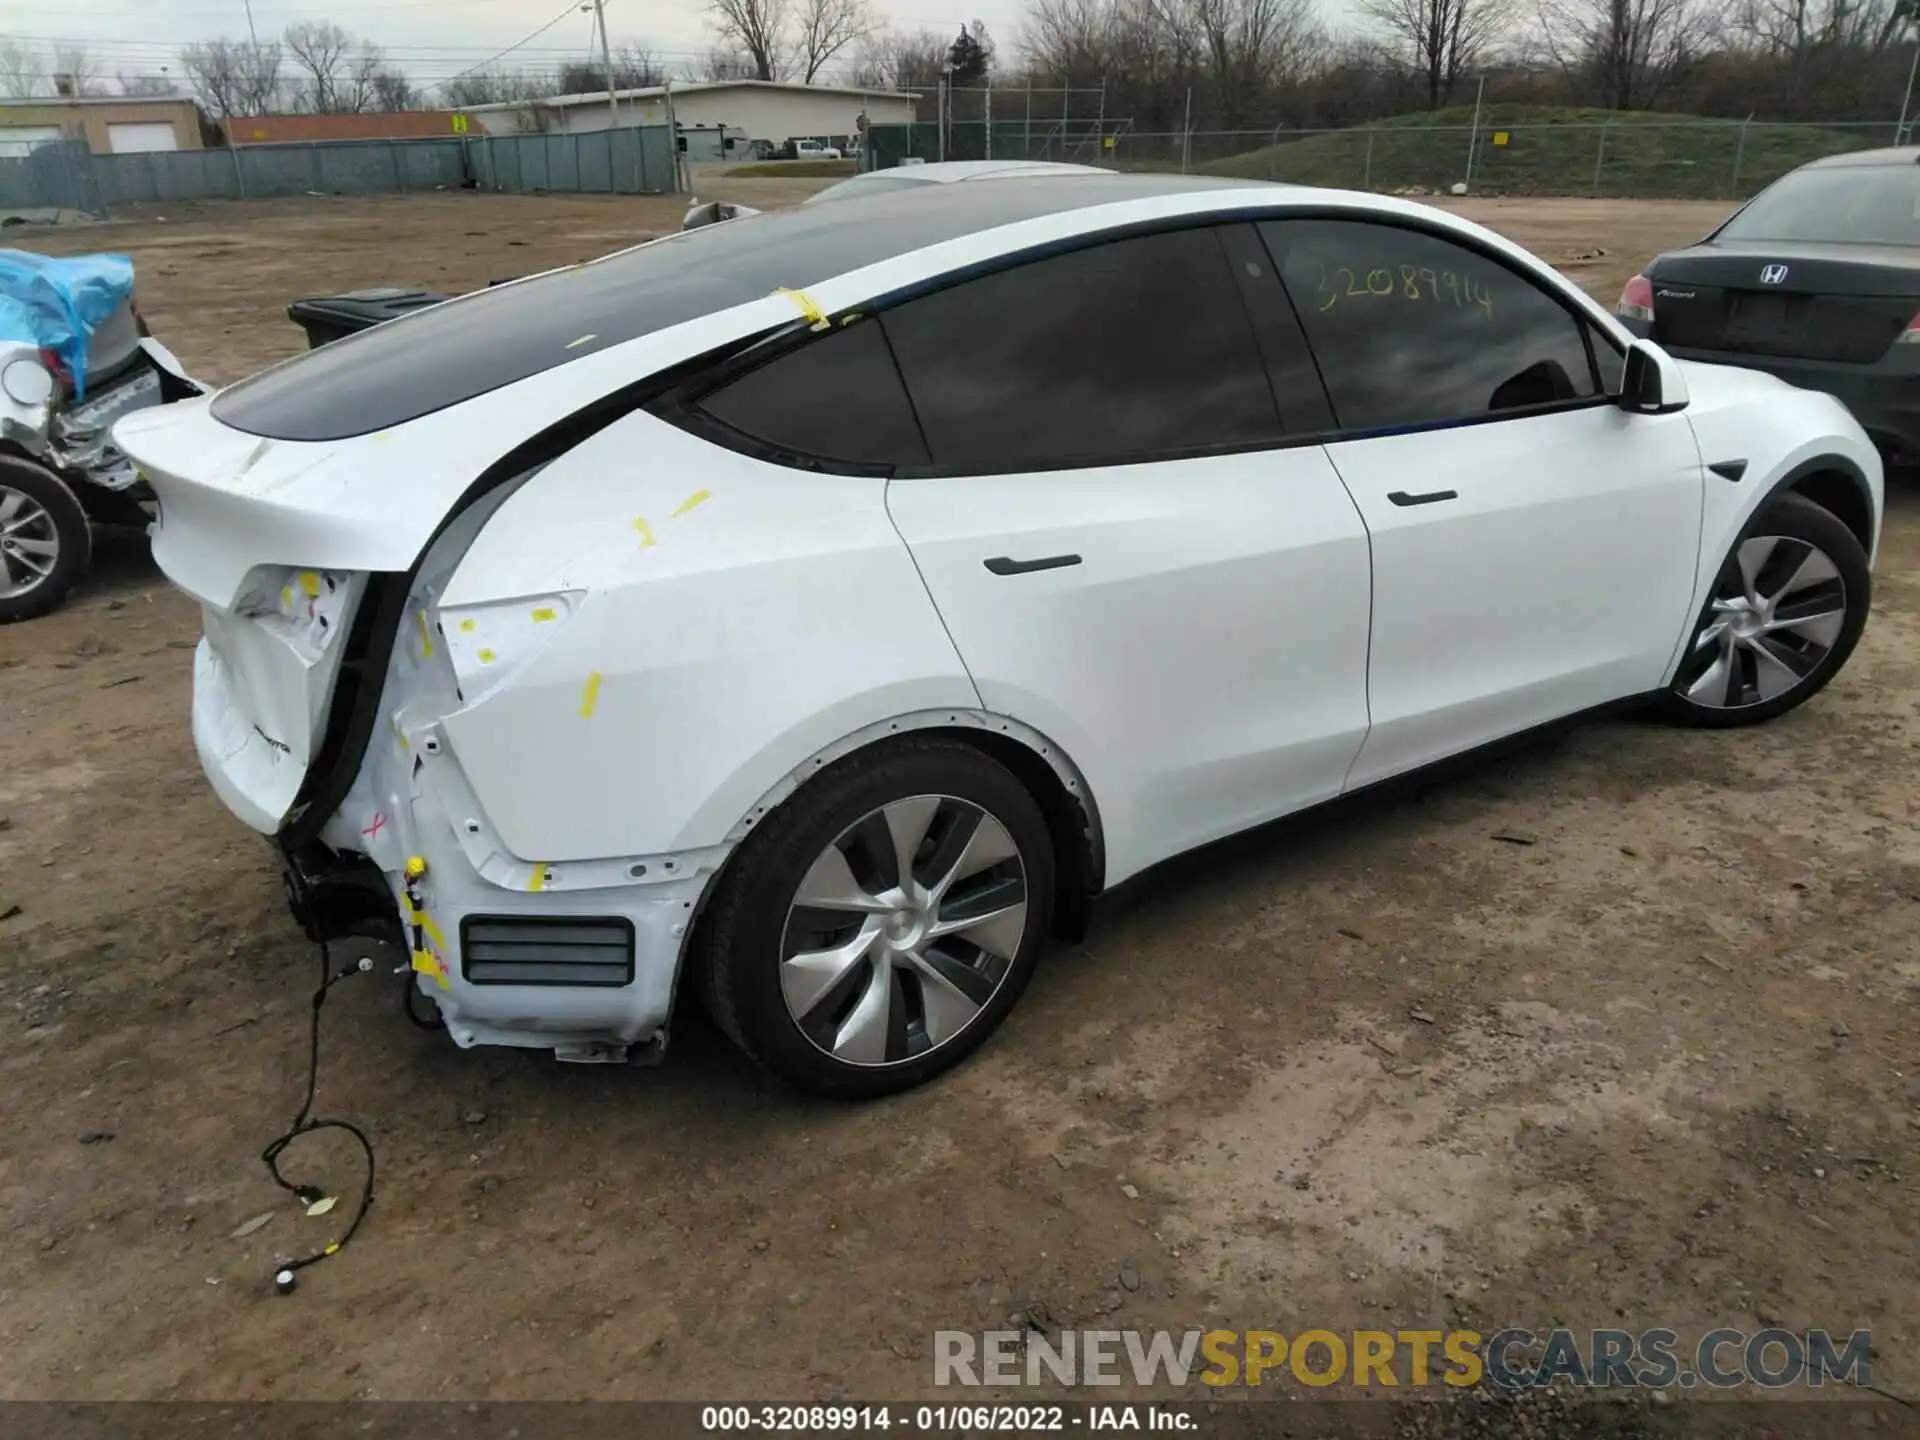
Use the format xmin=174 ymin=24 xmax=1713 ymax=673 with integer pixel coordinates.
xmin=258 ymin=939 xmax=377 ymax=1294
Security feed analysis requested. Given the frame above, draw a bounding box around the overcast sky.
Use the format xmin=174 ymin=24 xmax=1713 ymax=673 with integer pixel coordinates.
xmin=0 ymin=0 xmax=1030 ymax=93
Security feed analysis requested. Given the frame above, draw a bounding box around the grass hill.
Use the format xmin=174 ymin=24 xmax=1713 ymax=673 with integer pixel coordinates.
xmin=1195 ymin=104 xmax=1895 ymax=199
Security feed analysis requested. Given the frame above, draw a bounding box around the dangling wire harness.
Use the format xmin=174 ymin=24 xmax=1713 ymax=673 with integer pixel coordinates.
xmin=259 ymin=939 xmax=377 ymax=1294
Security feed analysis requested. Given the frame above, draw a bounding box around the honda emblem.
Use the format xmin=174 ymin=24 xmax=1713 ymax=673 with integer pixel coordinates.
xmin=1760 ymin=264 xmax=1790 ymax=285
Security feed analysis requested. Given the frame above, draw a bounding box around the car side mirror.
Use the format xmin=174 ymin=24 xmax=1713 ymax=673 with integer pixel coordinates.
xmin=1619 ymin=338 xmax=1689 ymax=415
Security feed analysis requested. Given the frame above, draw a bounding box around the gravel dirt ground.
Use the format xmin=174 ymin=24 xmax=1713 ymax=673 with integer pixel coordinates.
xmin=0 ymin=190 xmax=1915 ymax=1418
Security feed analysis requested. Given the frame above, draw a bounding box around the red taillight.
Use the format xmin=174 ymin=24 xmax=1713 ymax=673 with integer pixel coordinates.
xmin=37 ymin=347 xmax=69 ymax=393
xmin=1618 ymin=274 xmax=1655 ymax=322
xmin=1899 ymin=309 xmax=1920 ymax=345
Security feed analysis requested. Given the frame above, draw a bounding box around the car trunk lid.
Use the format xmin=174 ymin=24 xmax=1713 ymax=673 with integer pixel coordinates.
xmin=1647 ymin=242 xmax=1920 ymax=364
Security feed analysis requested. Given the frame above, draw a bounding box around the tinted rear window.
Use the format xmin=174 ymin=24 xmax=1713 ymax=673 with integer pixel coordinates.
xmin=694 ymin=316 xmax=929 ymax=469
xmin=211 ymin=174 xmax=1248 ymax=443
xmin=1719 ymin=166 xmax=1920 ymax=247
xmin=882 ymin=225 xmax=1280 ymax=472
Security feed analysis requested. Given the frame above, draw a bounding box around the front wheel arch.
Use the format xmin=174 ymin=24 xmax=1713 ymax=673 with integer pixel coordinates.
xmin=1777 ymin=459 xmax=1874 ymax=562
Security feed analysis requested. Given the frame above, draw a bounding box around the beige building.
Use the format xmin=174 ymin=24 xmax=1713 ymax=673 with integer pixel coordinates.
xmin=0 ymin=96 xmax=208 ymax=158
xmin=467 ymin=79 xmax=916 ymax=147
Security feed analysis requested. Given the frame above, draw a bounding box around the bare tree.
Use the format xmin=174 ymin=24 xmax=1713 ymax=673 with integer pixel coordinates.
xmin=559 ymin=45 xmax=666 ymax=93
xmin=707 ymin=0 xmax=791 ymax=79
xmin=701 ymin=44 xmax=762 ymax=79
xmin=1145 ymin=0 xmax=1324 ymax=125
xmin=333 ymin=42 xmax=386 ymax=113
xmin=442 ymin=67 xmax=551 ymax=107
xmin=796 ymin=0 xmax=876 ymax=80
xmin=1358 ymin=0 xmax=1512 ymax=104
xmin=850 ymin=25 xmax=952 ymax=87
xmin=0 ymin=36 xmax=42 ymax=97
xmin=179 ymin=39 xmax=283 ymax=117
xmin=51 ymin=42 xmax=105 ymax=96
xmin=1539 ymin=0 xmax=1711 ymax=105
xmin=117 ymin=71 xmax=178 ymax=96
xmin=283 ymin=21 xmax=356 ymax=112
xmin=370 ymin=68 xmax=415 ymax=111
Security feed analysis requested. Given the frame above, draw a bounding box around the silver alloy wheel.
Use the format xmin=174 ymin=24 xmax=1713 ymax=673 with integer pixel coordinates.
xmin=1679 ymin=532 xmax=1847 ymax=710
xmin=779 ymin=793 xmax=1030 ymax=1068
xmin=0 ymin=484 xmax=59 ymax=600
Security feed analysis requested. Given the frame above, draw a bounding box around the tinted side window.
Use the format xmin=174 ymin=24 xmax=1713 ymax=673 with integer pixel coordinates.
xmin=1262 ymin=220 xmax=1600 ymax=433
xmin=695 ymin=315 xmax=929 ymax=470
xmin=1588 ymin=323 xmax=1626 ymax=395
xmin=881 ymin=226 xmax=1281 ymax=473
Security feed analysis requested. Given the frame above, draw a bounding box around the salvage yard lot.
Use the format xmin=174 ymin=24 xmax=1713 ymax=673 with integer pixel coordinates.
xmin=1 ymin=190 xmax=1916 ymax=1410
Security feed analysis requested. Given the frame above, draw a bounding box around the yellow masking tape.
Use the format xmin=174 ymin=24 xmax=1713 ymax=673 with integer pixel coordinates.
xmin=411 ymin=948 xmax=451 ymax=990
xmin=671 ymin=489 xmax=712 ymax=518
xmin=531 ymin=607 xmax=557 ymax=623
xmin=391 ymin=717 xmax=410 ymax=752
xmin=580 ymin=671 xmax=603 ymax=719
xmin=459 ymin=618 xmax=477 ymax=632
xmin=632 ymin=516 xmax=656 ymax=548
xmin=416 ymin=610 xmax=435 ymax=658
xmin=528 ymin=865 xmax=549 ymax=894
xmin=773 ymin=286 xmax=832 ymax=331
xmin=281 ymin=585 xmax=293 ymax=610
xmin=300 ymin=571 xmax=322 ymax=598
xmin=478 ymin=648 xmax=497 ymax=665
xmin=565 ymin=333 xmax=598 ymax=349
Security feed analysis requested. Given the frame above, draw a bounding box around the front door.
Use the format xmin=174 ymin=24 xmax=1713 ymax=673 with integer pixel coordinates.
xmin=1261 ymin=218 xmax=1706 ymax=791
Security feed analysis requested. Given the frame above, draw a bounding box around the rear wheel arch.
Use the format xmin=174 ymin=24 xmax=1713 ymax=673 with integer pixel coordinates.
xmin=706 ymin=709 xmax=1105 ymax=945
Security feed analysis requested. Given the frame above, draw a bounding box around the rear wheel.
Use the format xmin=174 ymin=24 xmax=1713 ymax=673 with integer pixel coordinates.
xmin=1661 ymin=492 xmax=1868 ymax=727
xmin=0 ymin=458 xmax=89 ymax=624
xmin=700 ymin=737 xmax=1054 ymax=1099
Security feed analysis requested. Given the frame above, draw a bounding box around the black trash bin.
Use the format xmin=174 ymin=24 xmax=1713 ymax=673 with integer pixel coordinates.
xmin=286 ymin=287 xmax=454 ymax=349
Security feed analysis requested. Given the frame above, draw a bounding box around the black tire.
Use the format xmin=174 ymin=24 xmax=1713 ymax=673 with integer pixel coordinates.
xmin=1659 ymin=491 xmax=1869 ymax=728
xmin=0 ymin=457 xmax=89 ymax=624
xmin=699 ymin=736 xmax=1055 ymax=1099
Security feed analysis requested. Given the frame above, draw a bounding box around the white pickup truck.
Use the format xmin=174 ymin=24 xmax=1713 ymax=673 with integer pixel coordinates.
xmin=793 ymin=139 xmax=842 ymax=160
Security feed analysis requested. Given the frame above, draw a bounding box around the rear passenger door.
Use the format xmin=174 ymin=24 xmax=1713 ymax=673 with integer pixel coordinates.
xmin=1261 ymin=218 xmax=1705 ymax=791
xmin=881 ymin=224 xmax=1374 ymax=885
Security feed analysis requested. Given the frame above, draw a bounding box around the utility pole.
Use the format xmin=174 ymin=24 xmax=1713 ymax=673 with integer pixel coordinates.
xmin=1463 ymin=73 xmax=1485 ymax=188
xmin=1898 ymin=27 xmax=1920 ymax=144
xmin=663 ymin=76 xmax=681 ymax=190
xmin=582 ymin=0 xmax=620 ymax=130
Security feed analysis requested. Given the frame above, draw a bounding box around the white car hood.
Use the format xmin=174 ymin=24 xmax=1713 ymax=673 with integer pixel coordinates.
xmin=1673 ymin=355 xmax=1795 ymax=411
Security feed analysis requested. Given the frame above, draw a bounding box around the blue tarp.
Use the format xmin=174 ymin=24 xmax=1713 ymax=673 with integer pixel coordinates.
xmin=0 ymin=249 xmax=135 ymax=400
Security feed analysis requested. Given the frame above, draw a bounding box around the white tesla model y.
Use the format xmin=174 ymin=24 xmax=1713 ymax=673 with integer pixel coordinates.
xmin=114 ymin=175 xmax=1882 ymax=1097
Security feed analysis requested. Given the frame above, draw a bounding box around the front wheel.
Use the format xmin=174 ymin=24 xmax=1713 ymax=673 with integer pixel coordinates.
xmin=1660 ymin=492 xmax=1869 ymax=727
xmin=0 ymin=458 xmax=90 ymax=624
xmin=699 ymin=737 xmax=1055 ymax=1099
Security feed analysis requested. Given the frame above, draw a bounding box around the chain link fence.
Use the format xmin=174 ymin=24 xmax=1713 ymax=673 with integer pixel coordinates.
xmin=868 ymin=117 xmax=1906 ymax=200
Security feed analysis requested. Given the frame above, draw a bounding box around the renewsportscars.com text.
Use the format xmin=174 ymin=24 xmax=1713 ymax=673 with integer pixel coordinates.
xmin=932 ymin=1327 xmax=1872 ymax=1390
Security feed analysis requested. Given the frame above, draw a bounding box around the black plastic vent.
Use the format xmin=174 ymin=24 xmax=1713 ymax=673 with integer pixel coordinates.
xmin=460 ymin=915 xmax=635 ymax=987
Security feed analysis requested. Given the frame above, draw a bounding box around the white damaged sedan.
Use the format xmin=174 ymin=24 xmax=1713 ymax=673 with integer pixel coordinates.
xmin=115 ymin=175 xmax=1882 ymax=1097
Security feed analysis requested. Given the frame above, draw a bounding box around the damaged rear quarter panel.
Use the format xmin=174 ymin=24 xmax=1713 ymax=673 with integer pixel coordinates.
xmin=436 ymin=409 xmax=982 ymax=864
